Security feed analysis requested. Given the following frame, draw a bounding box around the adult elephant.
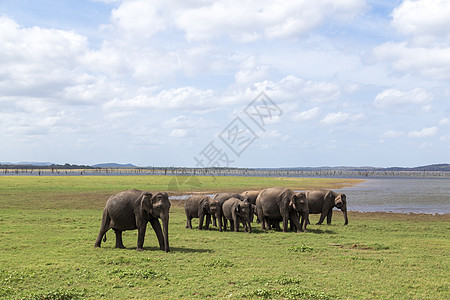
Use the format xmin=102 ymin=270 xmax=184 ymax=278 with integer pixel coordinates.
xmin=306 ymin=189 xmax=348 ymax=225
xmin=256 ymin=187 xmax=309 ymax=232
xmin=222 ymin=197 xmax=253 ymax=232
xmin=184 ymin=195 xmax=214 ymax=230
xmin=94 ymin=189 xmax=171 ymax=252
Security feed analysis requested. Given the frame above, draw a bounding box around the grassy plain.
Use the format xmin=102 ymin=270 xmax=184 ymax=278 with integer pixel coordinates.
xmin=0 ymin=175 xmax=448 ymax=299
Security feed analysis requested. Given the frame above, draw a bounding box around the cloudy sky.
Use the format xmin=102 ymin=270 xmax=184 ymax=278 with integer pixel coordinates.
xmin=0 ymin=0 xmax=449 ymax=168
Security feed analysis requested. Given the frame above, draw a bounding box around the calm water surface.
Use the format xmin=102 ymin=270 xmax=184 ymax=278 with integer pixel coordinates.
xmin=335 ymin=178 xmax=450 ymax=214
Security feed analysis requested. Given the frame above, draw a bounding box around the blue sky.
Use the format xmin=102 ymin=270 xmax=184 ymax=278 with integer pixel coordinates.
xmin=0 ymin=0 xmax=449 ymax=168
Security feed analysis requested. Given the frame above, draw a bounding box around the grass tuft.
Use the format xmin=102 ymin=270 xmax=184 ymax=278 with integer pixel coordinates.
xmin=287 ymin=244 xmax=314 ymax=252
xmin=203 ymin=259 xmax=235 ymax=268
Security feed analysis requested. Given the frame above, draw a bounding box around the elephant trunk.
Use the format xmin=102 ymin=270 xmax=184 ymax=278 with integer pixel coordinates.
xmin=162 ymin=215 xmax=170 ymax=252
xmin=302 ymin=210 xmax=309 ymax=231
xmin=342 ymin=207 xmax=348 ymax=225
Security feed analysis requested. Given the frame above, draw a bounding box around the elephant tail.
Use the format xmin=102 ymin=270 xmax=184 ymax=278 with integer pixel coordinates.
xmin=103 ymin=235 xmax=107 ymax=242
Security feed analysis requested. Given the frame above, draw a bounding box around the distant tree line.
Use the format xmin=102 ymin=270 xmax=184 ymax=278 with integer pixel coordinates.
xmin=0 ymin=163 xmax=95 ymax=170
xmin=1 ymin=164 xmax=449 ymax=177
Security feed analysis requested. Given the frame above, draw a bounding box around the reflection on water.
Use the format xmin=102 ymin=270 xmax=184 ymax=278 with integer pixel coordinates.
xmin=335 ymin=178 xmax=450 ymax=214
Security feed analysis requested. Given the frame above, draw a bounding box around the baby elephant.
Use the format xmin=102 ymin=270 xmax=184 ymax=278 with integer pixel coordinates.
xmin=222 ymin=197 xmax=253 ymax=232
xmin=184 ymin=195 xmax=214 ymax=230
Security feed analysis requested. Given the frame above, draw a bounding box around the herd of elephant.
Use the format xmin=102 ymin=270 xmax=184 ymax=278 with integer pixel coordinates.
xmin=94 ymin=187 xmax=347 ymax=252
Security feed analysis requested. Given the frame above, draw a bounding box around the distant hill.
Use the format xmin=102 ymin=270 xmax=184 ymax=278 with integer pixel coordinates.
xmin=91 ymin=163 xmax=137 ymax=168
xmin=284 ymin=164 xmax=450 ymax=172
xmin=383 ymin=164 xmax=450 ymax=172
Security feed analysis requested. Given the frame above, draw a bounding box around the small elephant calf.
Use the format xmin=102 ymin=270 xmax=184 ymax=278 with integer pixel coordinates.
xmin=184 ymin=195 xmax=214 ymax=230
xmin=222 ymin=197 xmax=253 ymax=232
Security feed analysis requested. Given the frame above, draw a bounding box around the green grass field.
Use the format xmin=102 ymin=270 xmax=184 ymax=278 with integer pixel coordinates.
xmin=0 ymin=175 xmax=448 ymax=299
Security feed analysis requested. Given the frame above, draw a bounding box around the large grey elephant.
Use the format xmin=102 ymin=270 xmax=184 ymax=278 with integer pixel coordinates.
xmin=256 ymin=187 xmax=309 ymax=232
xmin=306 ymin=189 xmax=348 ymax=225
xmin=222 ymin=197 xmax=253 ymax=232
xmin=211 ymin=193 xmax=247 ymax=231
xmin=184 ymin=195 xmax=214 ymax=230
xmin=94 ymin=189 xmax=171 ymax=252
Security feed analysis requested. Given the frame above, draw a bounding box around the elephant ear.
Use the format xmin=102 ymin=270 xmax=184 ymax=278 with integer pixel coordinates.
xmin=202 ymin=197 xmax=210 ymax=210
xmin=141 ymin=192 xmax=153 ymax=214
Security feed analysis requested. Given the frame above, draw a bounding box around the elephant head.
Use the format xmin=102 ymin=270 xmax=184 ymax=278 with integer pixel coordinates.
xmin=334 ymin=193 xmax=348 ymax=225
xmin=208 ymin=198 xmax=220 ymax=217
xmin=201 ymin=196 xmax=211 ymax=213
xmin=290 ymin=192 xmax=308 ymax=214
xmin=141 ymin=192 xmax=171 ymax=251
xmin=236 ymin=201 xmax=252 ymax=222
xmin=235 ymin=200 xmax=253 ymax=232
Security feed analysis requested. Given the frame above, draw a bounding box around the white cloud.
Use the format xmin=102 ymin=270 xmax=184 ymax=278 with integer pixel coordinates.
xmin=381 ymin=130 xmax=404 ymax=138
xmin=374 ymin=42 xmax=450 ymax=80
xmin=0 ymin=16 xmax=88 ymax=97
xmin=104 ymin=87 xmax=215 ymax=111
xmin=375 ymin=0 xmax=450 ymax=80
xmin=234 ymin=56 xmax=270 ymax=87
xmin=439 ymin=118 xmax=450 ymax=125
xmin=320 ymin=112 xmax=364 ymax=126
xmin=407 ymin=127 xmax=438 ymax=138
xmin=293 ymin=107 xmax=321 ymax=122
xmin=170 ymin=129 xmax=188 ymax=138
xmin=174 ymin=0 xmax=365 ymax=41
xmin=391 ymin=0 xmax=450 ymax=45
xmin=110 ymin=0 xmax=167 ymax=39
xmin=373 ymin=88 xmax=433 ymax=112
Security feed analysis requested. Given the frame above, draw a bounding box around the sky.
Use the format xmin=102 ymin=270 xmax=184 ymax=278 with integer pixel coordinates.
xmin=0 ymin=0 xmax=449 ymax=168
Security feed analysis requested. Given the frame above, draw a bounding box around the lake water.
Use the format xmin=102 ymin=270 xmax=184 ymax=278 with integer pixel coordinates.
xmin=171 ymin=178 xmax=449 ymax=214
xmin=335 ymin=178 xmax=450 ymax=214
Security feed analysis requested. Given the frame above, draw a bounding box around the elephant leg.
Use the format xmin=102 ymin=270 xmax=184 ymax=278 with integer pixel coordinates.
xmin=186 ymin=216 xmax=193 ymax=229
xmin=184 ymin=209 xmax=190 ymax=228
xmin=198 ymin=213 xmax=204 ymax=230
xmin=289 ymin=220 xmax=295 ymax=232
xmin=222 ymin=216 xmax=228 ymax=231
xmin=205 ymin=215 xmax=211 ymax=230
xmin=327 ymin=209 xmax=333 ymax=225
xmin=265 ymin=218 xmax=273 ymax=230
xmin=289 ymin=211 xmax=303 ymax=233
xmin=212 ymin=215 xmax=217 ymax=227
xmin=217 ymin=213 xmax=223 ymax=232
xmin=234 ymin=216 xmax=239 ymax=232
xmin=282 ymin=216 xmax=290 ymax=232
xmin=316 ymin=211 xmax=327 ymax=225
xmin=300 ymin=213 xmax=308 ymax=232
xmin=136 ymin=225 xmax=148 ymax=251
xmin=260 ymin=216 xmax=268 ymax=230
xmin=260 ymin=217 xmax=265 ymax=230
xmin=114 ymin=229 xmax=126 ymax=249
xmin=246 ymin=221 xmax=252 ymax=233
xmin=150 ymin=218 xmax=165 ymax=251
